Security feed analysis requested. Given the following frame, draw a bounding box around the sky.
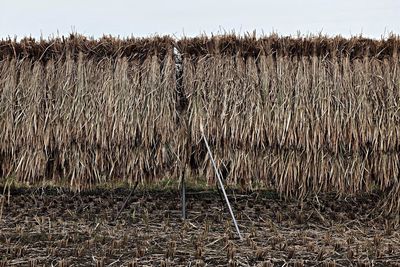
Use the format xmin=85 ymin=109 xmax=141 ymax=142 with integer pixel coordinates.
xmin=1 ymin=0 xmax=399 ymax=40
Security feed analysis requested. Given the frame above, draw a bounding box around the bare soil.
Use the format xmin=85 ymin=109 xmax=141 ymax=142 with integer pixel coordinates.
xmin=0 ymin=187 xmax=399 ymax=266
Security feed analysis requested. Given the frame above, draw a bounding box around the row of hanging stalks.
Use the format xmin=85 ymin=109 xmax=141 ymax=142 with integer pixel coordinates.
xmin=0 ymin=34 xmax=399 ymax=214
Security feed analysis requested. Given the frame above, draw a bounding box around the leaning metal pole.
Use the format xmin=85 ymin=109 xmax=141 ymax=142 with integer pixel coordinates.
xmin=200 ymin=123 xmax=243 ymax=240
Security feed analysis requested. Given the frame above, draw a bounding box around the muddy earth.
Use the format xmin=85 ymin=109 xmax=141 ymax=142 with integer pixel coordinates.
xmin=0 ymin=187 xmax=399 ymax=266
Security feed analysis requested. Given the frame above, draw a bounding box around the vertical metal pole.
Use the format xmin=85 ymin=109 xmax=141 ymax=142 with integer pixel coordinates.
xmin=181 ymin=170 xmax=186 ymax=219
xmin=201 ymin=132 xmax=242 ymax=240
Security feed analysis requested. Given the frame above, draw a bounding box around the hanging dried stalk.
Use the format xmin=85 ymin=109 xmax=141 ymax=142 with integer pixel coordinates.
xmin=1 ymin=34 xmax=400 ymax=214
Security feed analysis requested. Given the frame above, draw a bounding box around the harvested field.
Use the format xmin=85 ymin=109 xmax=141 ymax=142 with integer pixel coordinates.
xmin=0 ymin=187 xmax=399 ymax=266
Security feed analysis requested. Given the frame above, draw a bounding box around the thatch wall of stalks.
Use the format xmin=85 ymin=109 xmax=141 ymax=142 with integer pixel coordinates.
xmin=176 ymin=35 xmax=400 ymax=213
xmin=1 ymin=34 xmax=400 ymax=212
xmin=0 ymin=36 xmax=178 ymax=188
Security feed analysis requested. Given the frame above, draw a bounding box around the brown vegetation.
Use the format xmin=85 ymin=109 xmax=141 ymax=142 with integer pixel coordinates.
xmin=177 ymin=35 xmax=400 ymax=214
xmin=1 ymin=34 xmax=400 ymax=213
xmin=0 ymin=35 xmax=178 ymax=188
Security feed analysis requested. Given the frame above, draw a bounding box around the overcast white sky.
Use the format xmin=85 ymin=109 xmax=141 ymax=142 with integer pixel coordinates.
xmin=1 ymin=0 xmax=399 ymax=39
